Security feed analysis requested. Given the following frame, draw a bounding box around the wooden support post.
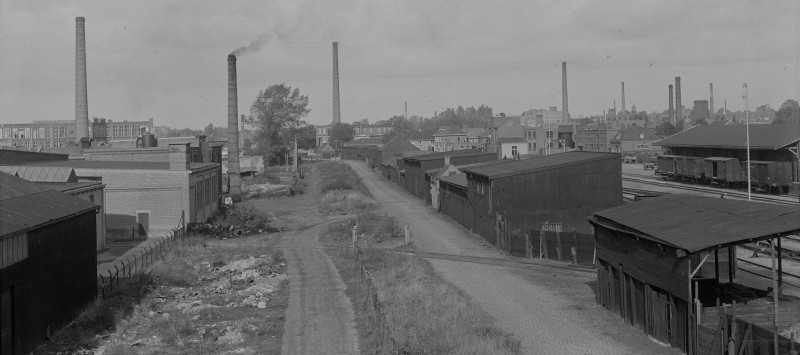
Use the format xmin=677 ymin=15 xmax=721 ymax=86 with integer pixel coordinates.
xmin=688 ymin=259 xmax=694 ymax=355
xmin=352 ymin=225 xmax=358 ymax=250
xmin=778 ymin=236 xmax=783 ymax=294
xmin=770 ymin=239 xmax=779 ymax=355
xmin=728 ymin=247 xmax=735 ymax=283
xmin=556 ymin=229 xmax=563 ymax=261
xmin=571 ymin=227 xmax=578 ymax=264
xmin=404 ymin=224 xmax=409 ymax=245
xmin=526 ymin=231 xmax=532 ymax=259
xmin=539 ymin=229 xmax=548 ymax=260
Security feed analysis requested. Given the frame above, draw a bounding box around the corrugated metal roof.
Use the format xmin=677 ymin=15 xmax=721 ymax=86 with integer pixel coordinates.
xmin=0 ymin=172 xmax=97 ymax=237
xmin=405 ymin=149 xmax=494 ymax=162
xmin=438 ymin=173 xmax=467 ymax=188
xmin=36 ymin=181 xmax=104 ymax=193
xmin=591 ymin=194 xmax=800 ymax=254
xmin=654 ymin=123 xmax=800 ymax=150
xmin=463 ymin=151 xmax=616 ymax=179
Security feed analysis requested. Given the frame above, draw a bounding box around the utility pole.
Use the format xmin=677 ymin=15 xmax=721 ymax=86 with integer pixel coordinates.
xmin=744 ymin=83 xmax=751 ymax=201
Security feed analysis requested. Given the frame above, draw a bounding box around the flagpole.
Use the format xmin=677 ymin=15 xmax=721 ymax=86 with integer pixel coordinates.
xmin=744 ymin=83 xmax=751 ymax=201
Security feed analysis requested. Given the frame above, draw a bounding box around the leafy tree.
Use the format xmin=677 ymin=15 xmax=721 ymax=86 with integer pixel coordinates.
xmin=328 ymin=122 xmax=355 ymax=145
xmin=245 ymin=84 xmax=310 ymax=163
xmin=775 ymin=99 xmax=799 ymax=124
xmin=655 ymin=121 xmax=677 ymax=138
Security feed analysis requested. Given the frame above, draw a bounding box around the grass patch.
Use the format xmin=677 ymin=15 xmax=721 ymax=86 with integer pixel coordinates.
xmin=39 ymin=236 xmax=289 ymax=354
xmin=322 ymin=221 xmax=521 ymax=355
xmin=315 ymin=161 xmax=376 ymax=215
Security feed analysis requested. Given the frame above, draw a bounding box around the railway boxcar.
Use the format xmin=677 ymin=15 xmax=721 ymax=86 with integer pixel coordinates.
xmin=656 ymin=155 xmax=679 ymax=177
xmin=746 ymin=160 xmax=793 ymax=192
xmin=703 ymin=157 xmax=742 ymax=186
xmin=675 ymin=156 xmax=704 ymax=181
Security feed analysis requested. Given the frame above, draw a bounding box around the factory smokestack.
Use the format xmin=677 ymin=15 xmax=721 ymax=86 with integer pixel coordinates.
xmin=561 ymin=62 xmax=569 ymax=123
xmin=332 ymin=42 xmax=341 ymax=124
xmin=227 ymin=55 xmax=241 ymax=195
xmin=675 ymin=77 xmax=682 ymax=130
xmin=621 ymin=82 xmax=626 ymax=119
xmin=75 ymin=17 xmax=89 ymax=143
xmin=709 ymin=83 xmax=714 ymax=117
xmin=668 ymin=85 xmax=674 ymax=125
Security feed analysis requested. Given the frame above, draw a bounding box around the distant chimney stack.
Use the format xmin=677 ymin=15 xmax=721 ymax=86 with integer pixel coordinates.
xmin=227 ymin=55 xmax=241 ymax=194
xmin=562 ymin=61 xmax=569 ymax=123
xmin=444 ymin=155 xmax=450 ymax=166
xmin=75 ymin=17 xmax=90 ymax=143
xmin=668 ymin=84 xmax=674 ymax=125
xmin=621 ymin=82 xmax=626 ymax=118
xmin=675 ymin=77 xmax=682 ymax=130
xmin=709 ymin=83 xmax=714 ymax=116
xmin=332 ymin=42 xmax=341 ymax=124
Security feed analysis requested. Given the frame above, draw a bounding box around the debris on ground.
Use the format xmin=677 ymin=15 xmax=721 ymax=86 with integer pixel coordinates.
xmin=188 ymin=206 xmax=282 ymax=239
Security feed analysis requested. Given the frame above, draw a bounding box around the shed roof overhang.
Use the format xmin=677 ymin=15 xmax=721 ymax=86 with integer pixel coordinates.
xmin=589 ymin=194 xmax=800 ymax=256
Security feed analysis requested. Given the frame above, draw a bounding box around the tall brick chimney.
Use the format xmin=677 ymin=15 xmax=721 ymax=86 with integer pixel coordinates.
xmin=75 ymin=17 xmax=90 ymax=143
xmin=227 ymin=55 xmax=241 ymax=194
xmin=675 ymin=77 xmax=682 ymax=130
xmin=332 ymin=42 xmax=341 ymax=124
xmin=621 ymin=82 xmax=626 ymax=119
xmin=709 ymin=83 xmax=714 ymax=116
xmin=561 ymin=62 xmax=569 ymax=123
xmin=668 ymin=84 xmax=674 ymax=125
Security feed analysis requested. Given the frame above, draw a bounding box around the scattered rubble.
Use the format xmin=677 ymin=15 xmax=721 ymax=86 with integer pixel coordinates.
xmin=188 ymin=206 xmax=282 ymax=239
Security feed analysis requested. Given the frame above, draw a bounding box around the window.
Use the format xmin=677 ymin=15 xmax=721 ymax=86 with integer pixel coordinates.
xmin=546 ymin=130 xmax=554 ymax=139
xmin=528 ymin=143 xmax=532 ymax=151
xmin=0 ymin=233 xmax=28 ymax=269
xmin=89 ymin=195 xmax=94 ymax=203
xmin=512 ymin=146 xmax=518 ymax=156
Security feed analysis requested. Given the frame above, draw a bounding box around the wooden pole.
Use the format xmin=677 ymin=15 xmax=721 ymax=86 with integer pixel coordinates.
xmin=778 ymin=236 xmax=783 ymax=294
xmin=571 ymin=227 xmax=578 ymax=264
xmin=404 ymin=224 xmax=409 ymax=245
xmin=688 ymin=258 xmax=694 ymax=355
xmin=556 ymin=229 xmax=563 ymax=261
xmin=771 ymin=239 xmax=779 ymax=355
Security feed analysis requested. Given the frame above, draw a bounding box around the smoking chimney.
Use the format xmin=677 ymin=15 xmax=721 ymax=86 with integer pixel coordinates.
xmin=621 ymin=82 xmax=626 ymax=119
xmin=709 ymin=83 xmax=714 ymax=116
xmin=332 ymin=42 xmax=341 ymax=124
xmin=668 ymin=84 xmax=674 ymax=125
xmin=227 ymin=55 xmax=241 ymax=195
xmin=75 ymin=17 xmax=90 ymax=143
xmin=675 ymin=77 xmax=682 ymax=130
xmin=562 ymin=62 xmax=569 ymax=123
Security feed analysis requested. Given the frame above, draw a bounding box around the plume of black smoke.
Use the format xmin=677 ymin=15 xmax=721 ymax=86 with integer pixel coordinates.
xmin=230 ymin=33 xmax=272 ymax=56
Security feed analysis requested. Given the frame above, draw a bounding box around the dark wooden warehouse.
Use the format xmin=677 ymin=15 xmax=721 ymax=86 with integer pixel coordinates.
xmin=361 ymin=137 xmax=419 ymax=170
xmin=399 ymin=150 xmax=496 ymax=200
xmin=590 ymin=195 xmax=800 ymax=354
xmin=460 ymin=151 xmax=621 ymax=253
xmin=437 ymin=174 xmax=472 ymax=230
xmin=0 ymin=172 xmax=98 ymax=355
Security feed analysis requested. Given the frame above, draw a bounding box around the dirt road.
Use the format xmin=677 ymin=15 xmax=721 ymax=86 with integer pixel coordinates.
xmin=348 ymin=161 xmax=681 ymax=355
xmin=243 ymin=175 xmax=359 ymax=355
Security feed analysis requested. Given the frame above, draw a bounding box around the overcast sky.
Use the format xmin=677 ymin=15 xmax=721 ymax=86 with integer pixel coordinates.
xmin=1 ymin=0 xmax=798 ymax=129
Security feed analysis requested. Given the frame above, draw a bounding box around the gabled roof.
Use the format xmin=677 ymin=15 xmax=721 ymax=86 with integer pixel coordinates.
xmin=590 ymin=194 xmax=800 ymax=255
xmin=315 ymin=143 xmax=336 ymax=153
xmin=0 ymin=166 xmax=77 ymax=183
xmin=438 ymin=173 xmax=468 ymax=188
xmin=379 ymin=136 xmax=419 ymax=154
xmin=654 ymin=123 xmax=800 ymax=150
xmin=403 ymin=149 xmax=494 ymax=162
xmin=613 ymin=125 xmax=657 ymax=142
xmin=463 ymin=128 xmax=487 ymax=138
xmin=409 ymin=130 xmax=434 ymax=141
xmin=462 ymin=151 xmax=616 ymax=179
xmin=492 ymin=116 xmax=522 ymax=128
xmin=434 ymin=125 xmax=466 ymax=136
xmin=0 ymin=172 xmax=97 ymax=237
xmin=342 ymin=137 xmax=384 ymax=147
xmin=497 ymin=137 xmax=528 ymax=144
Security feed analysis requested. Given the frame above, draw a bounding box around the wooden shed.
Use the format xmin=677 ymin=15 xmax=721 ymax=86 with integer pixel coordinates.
xmin=399 ymin=150 xmax=496 ymax=200
xmin=461 ymin=151 xmax=621 ymax=252
xmin=0 ymin=172 xmax=99 ymax=355
xmin=437 ymin=174 xmax=473 ymax=230
xmin=590 ymin=195 xmax=800 ymax=354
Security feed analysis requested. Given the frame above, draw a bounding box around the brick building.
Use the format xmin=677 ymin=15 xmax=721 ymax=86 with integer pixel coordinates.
xmin=11 ymin=143 xmax=220 ymax=235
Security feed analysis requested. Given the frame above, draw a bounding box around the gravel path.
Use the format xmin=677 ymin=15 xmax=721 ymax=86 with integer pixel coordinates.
xmin=348 ymin=161 xmax=682 ymax=355
xmin=280 ymin=220 xmax=360 ymax=355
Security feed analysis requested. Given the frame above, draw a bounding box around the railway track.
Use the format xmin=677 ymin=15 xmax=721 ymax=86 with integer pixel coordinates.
xmin=736 ymin=258 xmax=800 ymax=290
xmin=622 ymin=174 xmax=799 ymax=206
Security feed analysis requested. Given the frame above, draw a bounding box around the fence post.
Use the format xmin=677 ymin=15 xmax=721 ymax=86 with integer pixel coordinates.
xmin=131 ymin=226 xmax=135 ymax=241
xmin=114 ymin=265 xmax=120 ymax=287
xmin=404 ymin=224 xmax=409 ymax=245
xmin=99 ymin=274 xmax=105 ymax=298
xmin=539 ymin=229 xmax=547 ymax=260
xmin=571 ymin=227 xmax=578 ymax=265
xmin=556 ymin=229 xmax=563 ymax=261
